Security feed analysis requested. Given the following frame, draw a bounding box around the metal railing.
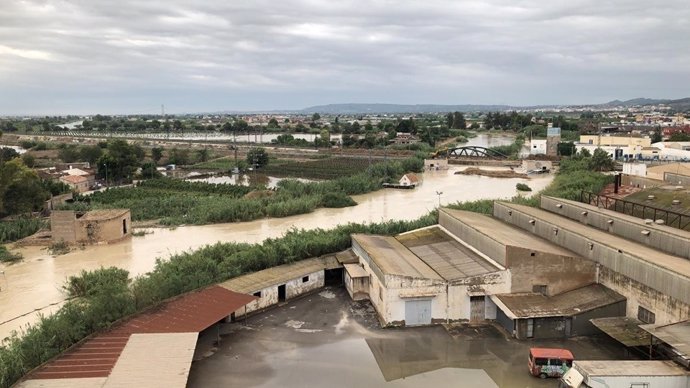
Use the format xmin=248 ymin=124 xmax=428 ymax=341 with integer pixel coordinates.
xmin=580 ymin=191 xmax=690 ymax=231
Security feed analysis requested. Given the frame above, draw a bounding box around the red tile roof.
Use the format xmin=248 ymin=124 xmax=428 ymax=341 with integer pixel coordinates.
xmin=30 ymin=286 xmax=255 ymax=380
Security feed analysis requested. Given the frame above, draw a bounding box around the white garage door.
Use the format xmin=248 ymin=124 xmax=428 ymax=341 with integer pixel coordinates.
xmin=405 ymin=299 xmax=432 ymax=326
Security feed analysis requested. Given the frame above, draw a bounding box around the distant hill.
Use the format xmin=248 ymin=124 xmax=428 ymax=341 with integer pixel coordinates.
xmin=602 ymin=97 xmax=690 ymax=111
xmin=300 ymin=103 xmax=518 ymax=114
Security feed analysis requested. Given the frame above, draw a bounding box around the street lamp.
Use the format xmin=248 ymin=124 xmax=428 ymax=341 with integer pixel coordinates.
xmin=436 ymin=191 xmax=443 ymax=207
xmin=103 ymin=163 xmax=108 ymax=188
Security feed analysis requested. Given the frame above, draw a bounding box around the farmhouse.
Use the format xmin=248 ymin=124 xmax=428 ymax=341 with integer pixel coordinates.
xmin=51 ymin=209 xmax=131 ymax=244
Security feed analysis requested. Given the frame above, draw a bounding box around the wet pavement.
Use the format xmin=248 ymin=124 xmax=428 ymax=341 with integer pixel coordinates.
xmin=188 ymin=287 xmax=631 ymax=388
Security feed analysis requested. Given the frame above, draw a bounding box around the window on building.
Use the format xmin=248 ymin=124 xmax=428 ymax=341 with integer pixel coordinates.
xmin=253 ymin=291 xmax=262 ymax=298
xmin=638 ymin=306 xmax=656 ymax=324
xmin=302 ymin=276 xmax=309 ymax=283
xmin=532 ymin=285 xmax=548 ymax=295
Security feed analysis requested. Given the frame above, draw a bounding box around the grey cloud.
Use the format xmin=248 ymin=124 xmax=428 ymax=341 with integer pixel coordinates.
xmin=0 ymin=0 xmax=689 ymax=114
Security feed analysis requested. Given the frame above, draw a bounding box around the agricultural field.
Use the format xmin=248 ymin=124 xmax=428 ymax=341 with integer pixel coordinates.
xmin=262 ymin=157 xmax=381 ymax=179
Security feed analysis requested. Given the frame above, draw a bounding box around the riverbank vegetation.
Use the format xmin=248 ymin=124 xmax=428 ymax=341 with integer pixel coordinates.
xmin=0 ymin=212 xmax=436 ymax=388
xmin=63 ymin=157 xmax=423 ymax=225
xmin=0 ymin=218 xmax=46 ymax=244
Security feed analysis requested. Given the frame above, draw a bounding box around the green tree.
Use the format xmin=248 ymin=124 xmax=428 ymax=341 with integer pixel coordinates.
xmin=557 ymin=142 xmax=576 ymax=157
xmin=246 ymin=147 xmax=269 ymax=168
xmin=312 ymin=113 xmax=321 ymax=121
xmin=669 ymin=132 xmax=690 ymax=142
xmin=97 ymin=140 xmax=144 ymax=183
xmin=57 ymin=145 xmax=80 ymax=163
xmin=79 ymin=145 xmax=103 ymax=165
xmin=447 ymin=112 xmax=466 ymax=129
xmin=196 ymin=148 xmax=210 ymax=163
xmin=21 ymin=153 xmax=36 ymax=167
xmin=151 ymin=147 xmax=164 ymax=164
xmin=589 ymin=148 xmax=615 ymax=171
xmin=268 ymin=118 xmax=279 ymax=129
xmin=168 ymin=148 xmax=190 ymax=165
xmin=0 ymin=159 xmax=48 ymax=216
xmin=0 ymin=147 xmax=19 ymax=163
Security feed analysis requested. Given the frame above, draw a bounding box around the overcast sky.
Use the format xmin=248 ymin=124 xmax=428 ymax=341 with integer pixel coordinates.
xmin=1 ymin=0 xmax=689 ymax=114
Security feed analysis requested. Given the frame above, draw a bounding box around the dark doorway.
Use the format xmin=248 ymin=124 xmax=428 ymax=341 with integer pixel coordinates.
xmin=278 ymin=284 xmax=286 ymax=302
xmin=122 ymin=219 xmax=127 ymax=234
xmin=325 ymin=268 xmax=343 ymax=286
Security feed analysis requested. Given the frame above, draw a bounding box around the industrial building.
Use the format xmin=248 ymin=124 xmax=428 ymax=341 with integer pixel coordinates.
xmin=349 ymin=209 xmax=619 ymax=329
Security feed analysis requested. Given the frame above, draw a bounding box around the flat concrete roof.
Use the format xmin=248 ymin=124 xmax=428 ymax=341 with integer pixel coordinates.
xmin=219 ymin=256 xmax=342 ymax=294
xmin=493 ymin=284 xmax=625 ymax=319
xmin=590 ymin=317 xmax=651 ymax=347
xmin=499 ymin=202 xmax=690 ymax=279
xmin=396 ymin=226 xmax=499 ymax=281
xmin=440 ymin=208 xmax=577 ymax=257
xmin=102 ymin=333 xmax=197 ymax=388
xmin=641 ymin=320 xmax=690 ymax=357
xmin=544 ymin=196 xmax=690 ymax=241
xmin=344 ymin=264 xmax=369 ymax=278
xmin=352 ymin=234 xmax=443 ymax=281
xmin=574 ymin=360 xmax=689 ymax=377
xmin=78 ymin=209 xmax=130 ymax=221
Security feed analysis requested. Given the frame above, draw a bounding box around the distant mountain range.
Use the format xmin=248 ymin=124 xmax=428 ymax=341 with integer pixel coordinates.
xmin=298 ymin=98 xmax=690 ymax=114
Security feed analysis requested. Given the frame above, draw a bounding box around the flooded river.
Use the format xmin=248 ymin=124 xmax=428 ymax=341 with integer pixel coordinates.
xmin=0 ymin=133 xmax=536 ymax=339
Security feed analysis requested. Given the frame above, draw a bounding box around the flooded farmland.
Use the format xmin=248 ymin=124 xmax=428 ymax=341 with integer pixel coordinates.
xmin=0 ymin=133 xmax=538 ymax=339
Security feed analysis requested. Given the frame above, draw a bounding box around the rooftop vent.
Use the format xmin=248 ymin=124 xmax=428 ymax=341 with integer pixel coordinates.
xmin=641 ymin=230 xmax=651 ymax=236
xmin=556 ymin=203 xmax=563 ymax=209
xmin=607 ymin=219 xmax=614 ymax=225
xmin=655 ymin=219 xmax=665 ymax=225
xmin=581 ymin=211 xmax=588 ymax=216
xmin=644 ymin=219 xmax=653 ymax=225
xmin=647 ymin=195 xmax=656 ymax=200
xmin=672 ymin=199 xmax=681 ymax=205
xmin=529 ymin=219 xmax=536 ymax=225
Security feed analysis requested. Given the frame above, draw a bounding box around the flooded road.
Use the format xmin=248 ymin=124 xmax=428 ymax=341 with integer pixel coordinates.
xmin=1 ymin=133 xmax=533 ymax=339
xmin=188 ymin=287 xmax=630 ymax=388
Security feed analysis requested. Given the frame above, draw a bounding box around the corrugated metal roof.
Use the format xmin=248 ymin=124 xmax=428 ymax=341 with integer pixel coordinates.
xmin=102 ymin=333 xmax=197 ymax=388
xmin=27 ymin=286 xmax=255 ymax=381
xmin=641 ymin=320 xmax=690 ymax=357
xmin=590 ymin=317 xmax=651 ymax=347
xmin=352 ymin=234 xmax=444 ymax=281
xmin=219 ymin=256 xmax=341 ymax=294
xmin=493 ymin=284 xmax=626 ymax=319
xmin=397 ymin=226 xmax=499 ymax=281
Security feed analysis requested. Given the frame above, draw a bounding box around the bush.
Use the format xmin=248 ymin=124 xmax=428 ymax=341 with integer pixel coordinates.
xmin=0 ymin=246 xmax=22 ymax=263
xmin=516 ymin=183 xmax=532 ymax=191
xmin=0 ymin=218 xmax=46 ymax=243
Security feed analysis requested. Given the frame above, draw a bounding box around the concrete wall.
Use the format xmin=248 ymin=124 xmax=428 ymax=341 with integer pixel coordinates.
xmin=571 ymin=301 xmax=627 ymax=337
xmin=439 ymin=210 xmax=507 ymax=266
xmin=664 ymin=172 xmax=690 ymax=186
xmin=506 ymin=246 xmax=596 ymax=296
xmin=516 ymin=317 xmax=568 ymax=340
xmin=50 ymin=211 xmax=77 ymax=243
xmin=620 ymin=174 xmax=664 ymax=189
xmin=599 ymin=267 xmax=690 ymax=325
xmin=494 ymin=202 xmax=690 ymax=323
xmin=382 ymin=273 xmax=447 ymax=326
xmin=622 ymin=163 xmax=647 ymax=177
xmin=541 ymin=196 xmax=690 ymax=260
xmin=447 ymin=272 xmax=510 ymax=322
xmin=345 ymin=271 xmax=369 ymax=301
xmin=236 ymin=269 xmax=325 ymax=317
xmin=75 ymin=213 xmax=131 ymax=244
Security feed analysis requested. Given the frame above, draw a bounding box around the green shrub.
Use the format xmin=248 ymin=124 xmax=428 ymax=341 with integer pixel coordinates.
xmin=516 ymin=183 xmax=532 ymax=191
xmin=0 ymin=246 xmax=22 ymax=263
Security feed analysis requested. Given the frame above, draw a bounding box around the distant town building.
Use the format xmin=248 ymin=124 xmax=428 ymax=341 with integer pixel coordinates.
xmin=59 ymin=175 xmax=89 ymax=193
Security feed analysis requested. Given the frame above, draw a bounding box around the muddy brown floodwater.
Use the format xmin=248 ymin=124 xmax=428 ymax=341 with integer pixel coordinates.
xmin=1 ymin=155 xmax=549 ymax=339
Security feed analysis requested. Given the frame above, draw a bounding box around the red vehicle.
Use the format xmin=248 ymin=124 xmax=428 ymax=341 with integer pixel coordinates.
xmin=528 ymin=348 xmax=574 ymax=379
